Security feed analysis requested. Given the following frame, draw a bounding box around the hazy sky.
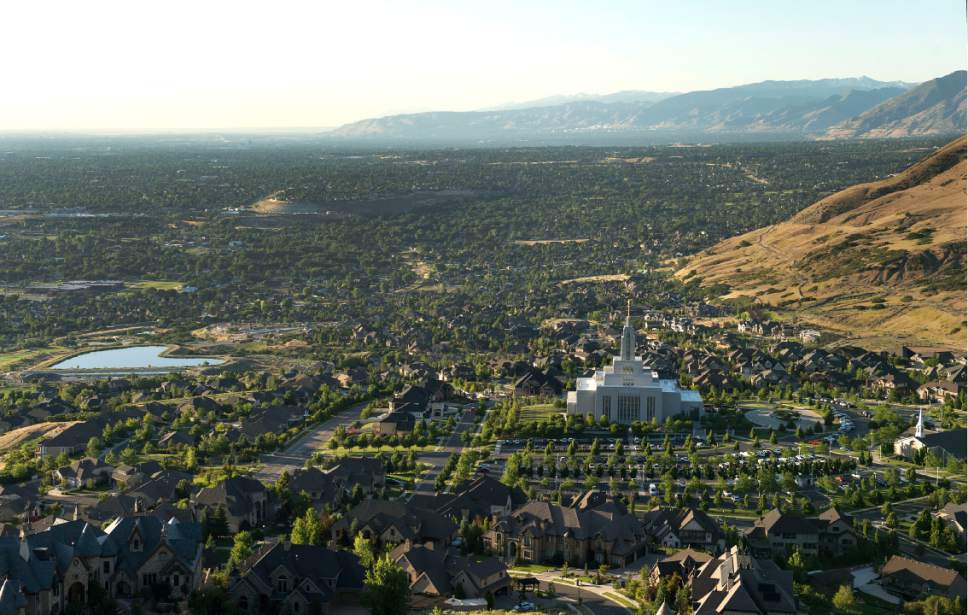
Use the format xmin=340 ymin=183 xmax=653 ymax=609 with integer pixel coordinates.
xmin=4 ymin=0 xmax=965 ymax=131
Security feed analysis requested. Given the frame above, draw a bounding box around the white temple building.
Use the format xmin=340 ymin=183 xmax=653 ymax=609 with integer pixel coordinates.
xmin=566 ymin=305 xmax=702 ymax=424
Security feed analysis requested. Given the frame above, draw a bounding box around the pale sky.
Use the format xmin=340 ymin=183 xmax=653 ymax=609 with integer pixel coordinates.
xmin=4 ymin=0 xmax=965 ymax=132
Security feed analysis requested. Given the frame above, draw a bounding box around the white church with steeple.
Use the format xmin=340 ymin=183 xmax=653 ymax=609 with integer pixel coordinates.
xmin=566 ymin=303 xmax=703 ymax=424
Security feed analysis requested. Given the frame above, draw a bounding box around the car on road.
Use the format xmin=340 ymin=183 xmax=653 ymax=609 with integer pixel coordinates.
xmin=514 ymin=602 xmax=536 ymax=612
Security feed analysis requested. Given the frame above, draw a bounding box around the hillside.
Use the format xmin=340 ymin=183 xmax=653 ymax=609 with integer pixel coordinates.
xmin=676 ymin=137 xmax=967 ymax=351
xmin=328 ymin=76 xmax=913 ymax=142
xmin=826 ymin=70 xmax=967 ymax=138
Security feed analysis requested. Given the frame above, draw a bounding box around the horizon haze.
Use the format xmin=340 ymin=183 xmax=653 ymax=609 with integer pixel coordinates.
xmin=3 ymin=0 xmax=965 ymax=132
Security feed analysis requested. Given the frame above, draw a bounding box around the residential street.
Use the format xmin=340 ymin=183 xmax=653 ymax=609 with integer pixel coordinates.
xmin=410 ymin=409 xmax=479 ymax=496
xmin=253 ymin=400 xmax=370 ymax=483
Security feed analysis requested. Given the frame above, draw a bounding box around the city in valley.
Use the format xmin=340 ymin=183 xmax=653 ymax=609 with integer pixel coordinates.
xmin=0 ymin=4 xmax=965 ymax=615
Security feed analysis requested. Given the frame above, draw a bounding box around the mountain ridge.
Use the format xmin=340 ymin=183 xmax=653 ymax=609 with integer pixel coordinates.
xmin=327 ymin=75 xmax=954 ymax=142
xmin=676 ymin=136 xmax=967 ymax=351
xmin=825 ymin=70 xmax=967 ymax=139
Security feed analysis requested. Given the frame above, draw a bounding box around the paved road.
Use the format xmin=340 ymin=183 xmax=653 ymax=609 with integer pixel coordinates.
xmin=410 ymin=410 xmax=479 ymax=495
xmin=253 ymin=401 xmax=369 ymax=483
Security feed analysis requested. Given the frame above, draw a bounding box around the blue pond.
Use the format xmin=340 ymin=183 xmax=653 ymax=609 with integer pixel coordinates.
xmin=51 ymin=346 xmax=223 ymax=370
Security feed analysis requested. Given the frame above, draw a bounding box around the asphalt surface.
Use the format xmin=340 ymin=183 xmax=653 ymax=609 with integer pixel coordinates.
xmin=253 ymin=400 xmax=369 ymax=483
xmin=410 ymin=410 xmax=479 ymax=495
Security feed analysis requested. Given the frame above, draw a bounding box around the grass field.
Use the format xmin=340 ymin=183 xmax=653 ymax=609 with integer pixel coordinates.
xmin=321 ymin=444 xmax=438 ymax=455
xmin=0 ymin=346 xmax=71 ymax=370
xmin=509 ymin=563 xmax=559 ymax=574
xmin=520 ymin=403 xmax=563 ymax=422
xmin=128 ymin=280 xmax=184 ymax=291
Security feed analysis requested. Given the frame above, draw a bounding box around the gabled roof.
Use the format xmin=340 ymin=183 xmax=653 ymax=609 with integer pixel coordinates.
xmin=918 ymin=430 xmax=967 ymax=460
xmin=437 ymin=475 xmax=527 ymax=518
xmin=238 ymin=541 xmax=364 ymax=601
xmin=881 ymin=555 xmax=966 ymax=587
xmin=753 ymin=508 xmax=823 ymax=535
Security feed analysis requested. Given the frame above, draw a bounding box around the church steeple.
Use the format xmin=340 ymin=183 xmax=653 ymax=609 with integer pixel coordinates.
xmin=620 ymin=300 xmax=635 ymax=361
xmin=915 ymin=408 xmax=924 ymax=438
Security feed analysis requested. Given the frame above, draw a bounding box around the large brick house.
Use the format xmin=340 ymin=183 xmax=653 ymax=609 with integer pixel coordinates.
xmin=0 ymin=516 xmax=203 ymax=615
xmin=744 ymin=507 xmax=857 ymax=558
xmin=484 ymin=491 xmax=647 ymax=567
xmin=192 ymin=477 xmax=270 ymax=533
xmin=228 ymin=540 xmax=364 ymax=614
xmin=330 ymin=500 xmax=456 ymax=551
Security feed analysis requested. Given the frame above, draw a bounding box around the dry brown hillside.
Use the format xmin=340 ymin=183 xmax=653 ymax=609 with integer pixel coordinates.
xmin=677 ymin=137 xmax=967 ymax=351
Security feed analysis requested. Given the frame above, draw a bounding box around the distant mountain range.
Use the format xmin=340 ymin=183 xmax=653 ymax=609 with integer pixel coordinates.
xmin=481 ymin=90 xmax=678 ymax=111
xmin=327 ymin=73 xmax=964 ymax=143
xmin=825 ymin=71 xmax=967 ymax=139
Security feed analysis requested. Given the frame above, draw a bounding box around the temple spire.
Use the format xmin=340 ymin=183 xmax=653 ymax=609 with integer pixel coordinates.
xmin=915 ymin=408 xmax=924 ymax=438
xmin=620 ymin=300 xmax=635 ymax=361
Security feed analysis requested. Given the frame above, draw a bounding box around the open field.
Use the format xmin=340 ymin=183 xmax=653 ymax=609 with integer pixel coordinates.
xmin=128 ymin=280 xmax=184 ymax=291
xmin=559 ymin=274 xmax=630 ymax=285
xmin=513 ymin=238 xmax=589 ymax=246
xmin=520 ymin=403 xmax=563 ymax=422
xmin=0 ymin=346 xmax=70 ymax=371
xmin=0 ymin=422 xmax=79 ymax=453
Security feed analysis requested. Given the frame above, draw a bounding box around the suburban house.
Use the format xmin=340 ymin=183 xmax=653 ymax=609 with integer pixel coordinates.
xmin=330 ymin=500 xmax=456 ymax=551
xmin=322 ymin=457 xmax=386 ymax=495
xmin=391 ymin=543 xmax=511 ymax=599
xmin=192 ymin=476 xmax=270 ymax=532
xmin=689 ymin=546 xmax=797 ymax=615
xmin=642 ymin=507 xmax=726 ymax=554
xmin=52 ymin=457 xmax=114 ymax=490
xmin=485 ymin=491 xmax=648 ymax=567
xmin=228 ymin=540 xmax=364 ymax=614
xmin=0 ymin=515 xmax=203 ymax=614
xmin=649 ymin=548 xmax=713 ymax=584
xmin=376 ymin=409 xmax=416 ymax=436
xmin=744 ymin=507 xmax=857 ymax=558
xmin=111 ymin=461 xmax=164 ymax=490
xmin=879 ymin=555 xmax=967 ymax=599
xmin=38 ymin=420 xmax=107 ymax=459
xmin=513 ymin=369 xmax=564 ymax=397
xmin=934 ymin=502 xmax=967 ymax=543
xmin=435 ymin=475 xmax=528 ymax=521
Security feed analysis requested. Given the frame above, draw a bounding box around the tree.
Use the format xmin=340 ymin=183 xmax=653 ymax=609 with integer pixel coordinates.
xmin=291 ymin=508 xmax=323 ymax=545
xmin=787 ymin=547 xmax=805 ymax=582
xmin=227 ymin=530 xmax=254 ymax=572
xmin=203 ymin=505 xmax=229 ymax=538
xmin=832 ymin=585 xmax=855 ymax=612
xmin=86 ymin=437 xmax=101 ymax=458
xmin=362 ymin=555 xmax=410 ymax=615
xmin=354 ymin=534 xmax=375 ymax=569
